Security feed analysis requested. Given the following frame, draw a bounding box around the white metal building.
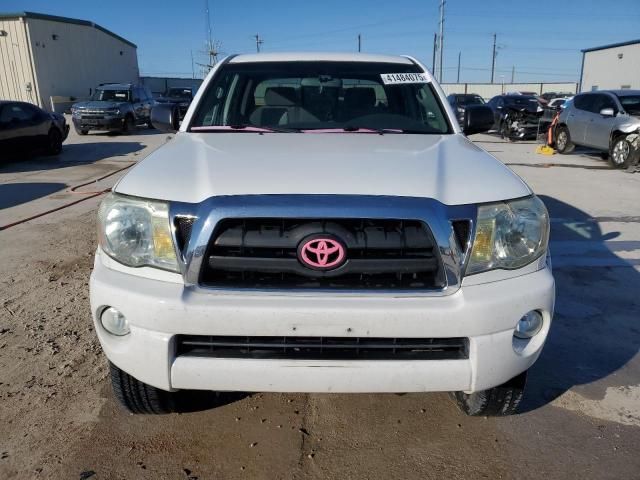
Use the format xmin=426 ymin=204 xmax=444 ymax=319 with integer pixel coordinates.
xmin=580 ymin=39 xmax=640 ymax=92
xmin=0 ymin=11 xmax=139 ymax=111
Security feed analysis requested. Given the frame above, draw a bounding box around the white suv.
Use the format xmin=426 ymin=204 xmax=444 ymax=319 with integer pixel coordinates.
xmin=90 ymin=53 xmax=554 ymax=416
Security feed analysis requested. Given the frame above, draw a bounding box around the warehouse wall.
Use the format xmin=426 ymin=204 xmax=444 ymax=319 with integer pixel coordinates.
xmin=25 ymin=18 xmax=139 ymax=111
xmin=581 ymin=43 xmax=640 ymax=92
xmin=0 ymin=18 xmax=38 ymax=104
xmin=441 ymin=82 xmax=578 ymax=100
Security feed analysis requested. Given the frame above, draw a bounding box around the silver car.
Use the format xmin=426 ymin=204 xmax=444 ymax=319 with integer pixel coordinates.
xmin=555 ymin=90 xmax=640 ymax=168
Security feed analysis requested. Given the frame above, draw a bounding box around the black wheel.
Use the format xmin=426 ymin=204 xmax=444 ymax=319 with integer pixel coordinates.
xmin=109 ymin=362 xmax=176 ymax=414
xmin=451 ymin=370 xmax=527 ymax=416
xmin=555 ymin=125 xmax=574 ymax=153
xmin=121 ymin=115 xmax=135 ymax=134
xmin=500 ymin=120 xmax=516 ymax=142
xmin=609 ymin=136 xmax=632 ymax=169
xmin=75 ymin=128 xmax=89 ymax=135
xmin=45 ymin=128 xmax=63 ymax=155
xmin=147 ymin=118 xmax=155 ymax=129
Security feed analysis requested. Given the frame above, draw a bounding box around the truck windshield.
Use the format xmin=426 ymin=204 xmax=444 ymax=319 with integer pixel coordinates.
xmin=167 ymin=88 xmax=193 ymax=99
xmin=92 ymin=89 xmax=130 ymax=102
xmin=190 ymin=61 xmax=451 ymax=134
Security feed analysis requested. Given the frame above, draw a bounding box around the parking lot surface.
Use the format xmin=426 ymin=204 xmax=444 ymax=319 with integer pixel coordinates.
xmin=1 ymin=128 xmax=639 ymax=479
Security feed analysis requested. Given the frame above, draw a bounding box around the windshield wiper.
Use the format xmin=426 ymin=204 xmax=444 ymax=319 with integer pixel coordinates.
xmin=342 ymin=126 xmax=429 ymax=134
xmin=190 ymin=125 xmax=300 ymax=133
xmin=230 ymin=124 xmax=301 ymax=133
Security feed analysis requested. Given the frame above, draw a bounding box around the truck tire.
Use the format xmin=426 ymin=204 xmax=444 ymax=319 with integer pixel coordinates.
xmin=121 ymin=115 xmax=135 ymax=135
xmin=609 ymin=136 xmax=632 ymax=169
xmin=45 ymin=128 xmax=63 ymax=156
xmin=109 ymin=362 xmax=176 ymax=414
xmin=451 ymin=370 xmax=527 ymax=416
xmin=555 ymin=126 xmax=574 ymax=154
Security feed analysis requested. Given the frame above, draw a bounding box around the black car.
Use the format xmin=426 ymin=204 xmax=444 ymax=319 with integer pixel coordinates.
xmin=0 ymin=101 xmax=69 ymax=158
xmin=486 ymin=95 xmax=543 ymax=141
xmin=154 ymin=87 xmax=194 ymax=119
xmin=70 ymin=83 xmax=155 ymax=135
xmin=447 ymin=93 xmax=485 ymax=124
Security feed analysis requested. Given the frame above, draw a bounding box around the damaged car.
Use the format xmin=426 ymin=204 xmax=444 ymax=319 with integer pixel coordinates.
xmin=487 ymin=94 xmax=543 ymax=141
xmin=555 ymin=90 xmax=640 ymax=169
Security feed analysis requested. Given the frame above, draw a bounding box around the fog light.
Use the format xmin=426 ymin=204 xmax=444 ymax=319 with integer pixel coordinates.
xmin=100 ymin=307 xmax=130 ymax=336
xmin=514 ymin=311 xmax=543 ymax=339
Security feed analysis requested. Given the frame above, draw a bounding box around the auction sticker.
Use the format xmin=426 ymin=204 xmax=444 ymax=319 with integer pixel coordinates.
xmin=381 ymin=73 xmax=431 ymax=85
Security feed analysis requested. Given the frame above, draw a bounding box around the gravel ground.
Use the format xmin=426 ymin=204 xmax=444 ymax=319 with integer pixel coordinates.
xmin=0 ymin=127 xmax=639 ymax=479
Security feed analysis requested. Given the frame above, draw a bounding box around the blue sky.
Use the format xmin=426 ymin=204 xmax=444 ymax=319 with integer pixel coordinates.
xmin=3 ymin=0 xmax=640 ymax=83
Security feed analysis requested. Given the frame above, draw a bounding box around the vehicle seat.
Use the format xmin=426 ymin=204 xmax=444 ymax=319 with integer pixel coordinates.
xmin=302 ymin=86 xmax=338 ymax=121
xmin=341 ymin=87 xmax=378 ymax=121
xmin=250 ymin=87 xmax=298 ymax=126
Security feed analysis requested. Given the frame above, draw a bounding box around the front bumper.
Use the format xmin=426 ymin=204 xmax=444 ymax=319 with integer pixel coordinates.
xmin=72 ymin=116 xmax=125 ymax=131
xmin=90 ymin=255 xmax=555 ymax=394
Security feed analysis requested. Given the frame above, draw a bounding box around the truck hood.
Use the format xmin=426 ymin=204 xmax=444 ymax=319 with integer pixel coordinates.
xmin=72 ymin=100 xmax=125 ymax=110
xmin=114 ymin=133 xmax=531 ymax=205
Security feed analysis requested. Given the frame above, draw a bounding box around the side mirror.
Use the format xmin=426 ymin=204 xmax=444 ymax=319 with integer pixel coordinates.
xmin=599 ymin=108 xmax=615 ymax=117
xmin=151 ymin=104 xmax=179 ymax=132
xmin=462 ymin=105 xmax=494 ymax=136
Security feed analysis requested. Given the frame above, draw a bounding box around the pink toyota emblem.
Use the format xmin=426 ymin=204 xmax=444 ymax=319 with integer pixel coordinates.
xmin=298 ymin=236 xmax=346 ymax=270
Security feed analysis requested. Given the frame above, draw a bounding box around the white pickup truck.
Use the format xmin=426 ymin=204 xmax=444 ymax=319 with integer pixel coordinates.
xmin=90 ymin=53 xmax=554 ymax=416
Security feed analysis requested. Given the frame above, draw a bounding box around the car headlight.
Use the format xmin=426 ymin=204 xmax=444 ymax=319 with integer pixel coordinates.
xmin=98 ymin=193 xmax=179 ymax=272
xmin=466 ymin=196 xmax=549 ymax=275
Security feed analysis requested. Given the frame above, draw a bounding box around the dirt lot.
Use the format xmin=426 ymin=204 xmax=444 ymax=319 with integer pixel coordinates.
xmin=1 ymin=126 xmax=639 ymax=479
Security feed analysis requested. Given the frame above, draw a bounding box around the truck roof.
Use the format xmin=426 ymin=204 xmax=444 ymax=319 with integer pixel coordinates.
xmin=229 ymin=52 xmax=415 ymax=65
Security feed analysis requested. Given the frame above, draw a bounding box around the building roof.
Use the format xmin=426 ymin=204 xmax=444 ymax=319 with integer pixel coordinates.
xmin=582 ymin=39 xmax=640 ymax=53
xmin=0 ymin=11 xmax=136 ymax=48
xmin=229 ymin=52 xmax=414 ymax=64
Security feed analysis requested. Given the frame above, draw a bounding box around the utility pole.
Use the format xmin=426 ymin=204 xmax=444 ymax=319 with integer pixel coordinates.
xmin=203 ymin=0 xmax=220 ymax=70
xmin=511 ymin=65 xmax=515 ymax=83
xmin=191 ymin=50 xmax=195 ymax=79
xmin=457 ymin=51 xmax=461 ymax=83
xmin=254 ymin=34 xmax=263 ymax=53
xmin=358 ymin=34 xmax=361 ymax=52
xmin=438 ymin=0 xmax=445 ymax=82
xmin=491 ymin=33 xmax=497 ymax=83
xmin=432 ymin=33 xmax=437 ymax=75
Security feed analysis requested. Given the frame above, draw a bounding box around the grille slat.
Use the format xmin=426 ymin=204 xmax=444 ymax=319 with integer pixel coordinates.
xmin=200 ymin=218 xmax=445 ymax=290
xmin=177 ymin=335 xmax=469 ymax=360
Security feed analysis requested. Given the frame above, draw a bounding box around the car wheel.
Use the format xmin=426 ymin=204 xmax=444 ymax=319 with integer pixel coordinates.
xmin=609 ymin=136 xmax=632 ymax=169
xmin=46 ymin=128 xmax=63 ymax=155
xmin=121 ymin=115 xmax=135 ymax=134
xmin=75 ymin=128 xmax=89 ymax=135
xmin=500 ymin=120 xmax=515 ymax=142
xmin=555 ymin=126 xmax=574 ymax=153
xmin=109 ymin=362 xmax=176 ymax=414
xmin=451 ymin=370 xmax=527 ymax=416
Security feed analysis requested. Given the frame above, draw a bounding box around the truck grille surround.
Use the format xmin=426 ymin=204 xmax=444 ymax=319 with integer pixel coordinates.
xmin=176 ymin=335 xmax=469 ymax=360
xmin=196 ymin=218 xmax=446 ymax=290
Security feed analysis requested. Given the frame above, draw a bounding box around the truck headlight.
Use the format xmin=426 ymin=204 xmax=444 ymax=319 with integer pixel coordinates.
xmin=98 ymin=193 xmax=179 ymax=272
xmin=467 ymin=196 xmax=549 ymax=275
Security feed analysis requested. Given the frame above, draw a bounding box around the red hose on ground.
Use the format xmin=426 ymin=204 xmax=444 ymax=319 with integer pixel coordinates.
xmin=0 ymin=162 xmax=135 ymax=231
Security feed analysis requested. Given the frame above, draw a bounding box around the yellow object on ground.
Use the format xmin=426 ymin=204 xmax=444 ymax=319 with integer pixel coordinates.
xmin=536 ymin=145 xmax=556 ymax=155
